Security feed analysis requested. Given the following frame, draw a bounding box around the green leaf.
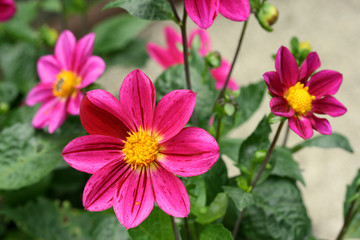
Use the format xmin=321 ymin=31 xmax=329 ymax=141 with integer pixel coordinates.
xmin=271 ymin=147 xmax=305 ymax=185
xmin=200 ymin=224 xmax=233 ymax=240
xmin=291 ymin=133 xmax=353 ymax=153
xmin=224 ymin=103 xmax=235 ymax=116
xmin=219 ymin=138 xmax=243 ymax=161
xmin=223 ymin=186 xmax=254 ymax=212
xmin=195 ymin=193 xmax=228 ymax=224
xmin=203 ymin=158 xmax=228 ymax=204
xmin=0 ymin=123 xmax=63 ymax=190
xmin=241 ymin=177 xmax=312 ymax=240
xmin=128 ymin=207 xmax=174 ymax=240
xmin=343 ymin=170 xmax=360 ymax=238
xmin=0 ymin=81 xmax=18 ymax=104
xmin=93 ymin=15 xmax=148 ymax=55
xmin=187 ymin=176 xmax=207 ymax=216
xmin=104 ymin=0 xmax=175 ymax=21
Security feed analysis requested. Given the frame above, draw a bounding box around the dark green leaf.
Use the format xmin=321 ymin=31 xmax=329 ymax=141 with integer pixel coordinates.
xmin=195 ymin=193 xmax=228 ymax=224
xmin=187 ymin=176 xmax=207 ymax=216
xmin=128 ymin=207 xmax=174 ymax=240
xmin=271 ymin=147 xmax=305 ymax=185
xmin=93 ymin=15 xmax=148 ymax=55
xmin=219 ymin=138 xmax=243 ymax=161
xmin=104 ymin=0 xmax=175 ymax=21
xmin=200 ymin=224 xmax=233 ymax=240
xmin=343 ymin=170 xmax=360 ymax=238
xmin=203 ymin=158 xmax=228 ymax=204
xmin=291 ymin=133 xmax=353 ymax=153
xmin=240 ymin=177 xmax=312 ymax=240
xmin=0 ymin=82 xmax=18 ymax=103
xmin=223 ymin=186 xmax=254 ymax=212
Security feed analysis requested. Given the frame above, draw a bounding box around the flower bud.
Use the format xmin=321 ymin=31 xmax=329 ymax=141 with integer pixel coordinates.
xmin=40 ymin=25 xmax=59 ymax=47
xmin=205 ymin=51 xmax=221 ymax=69
xmin=299 ymin=41 xmax=311 ymax=53
xmin=256 ymin=3 xmax=279 ymax=32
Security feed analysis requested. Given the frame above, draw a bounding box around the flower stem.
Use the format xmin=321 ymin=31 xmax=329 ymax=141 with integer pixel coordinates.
xmin=214 ymin=20 xmax=249 ymax=107
xmin=171 ymin=216 xmax=181 ymax=240
xmin=180 ymin=6 xmax=192 ymax=91
xmin=282 ymin=125 xmax=290 ymax=147
xmin=215 ymin=114 xmax=223 ymax=141
xmin=168 ymin=0 xmax=181 ymax=23
xmin=184 ymin=217 xmax=192 ymax=240
xmin=232 ymin=120 xmax=285 ymax=238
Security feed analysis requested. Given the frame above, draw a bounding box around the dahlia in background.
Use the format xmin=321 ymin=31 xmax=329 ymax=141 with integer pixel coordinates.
xmin=26 ymin=30 xmax=105 ymax=133
xmin=0 ymin=0 xmax=16 ymax=22
xmin=147 ymin=26 xmax=238 ymax=90
xmin=264 ymin=46 xmax=347 ymax=139
xmin=62 ymin=69 xmax=219 ymax=229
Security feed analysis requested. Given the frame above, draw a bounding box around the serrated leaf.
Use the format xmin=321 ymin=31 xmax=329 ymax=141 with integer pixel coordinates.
xmin=128 ymin=207 xmax=174 ymax=240
xmin=291 ymin=133 xmax=353 ymax=153
xmin=223 ymin=186 xmax=254 ymax=212
xmin=195 ymin=193 xmax=228 ymax=224
xmin=271 ymin=147 xmax=305 ymax=185
xmin=200 ymin=224 xmax=233 ymax=240
xmin=93 ymin=15 xmax=148 ymax=54
xmin=104 ymin=0 xmax=175 ymax=21
xmin=241 ymin=177 xmax=312 ymax=240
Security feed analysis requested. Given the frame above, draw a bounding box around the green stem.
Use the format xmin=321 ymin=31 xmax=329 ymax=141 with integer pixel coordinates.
xmin=180 ymin=6 xmax=192 ymax=91
xmin=282 ymin=125 xmax=290 ymax=147
xmin=232 ymin=120 xmax=285 ymax=238
xmin=215 ymin=113 xmax=223 ymax=141
xmin=168 ymin=0 xmax=181 ymax=23
xmin=171 ymin=216 xmax=181 ymax=240
xmin=184 ymin=217 xmax=192 ymax=240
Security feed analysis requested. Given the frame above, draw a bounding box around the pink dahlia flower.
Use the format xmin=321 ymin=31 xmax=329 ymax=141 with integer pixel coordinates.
xmin=264 ymin=46 xmax=347 ymax=139
xmin=26 ymin=30 xmax=105 ymax=133
xmin=147 ymin=26 xmax=239 ymax=91
xmin=185 ymin=0 xmax=250 ymax=29
xmin=62 ymin=69 xmax=219 ymax=229
xmin=0 ymin=0 xmax=16 ymax=22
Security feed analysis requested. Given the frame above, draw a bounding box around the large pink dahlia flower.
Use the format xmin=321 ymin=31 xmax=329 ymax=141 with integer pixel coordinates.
xmin=185 ymin=0 xmax=250 ymax=29
xmin=0 ymin=0 xmax=16 ymax=22
xmin=26 ymin=30 xmax=105 ymax=133
xmin=62 ymin=69 xmax=219 ymax=229
xmin=147 ymin=26 xmax=238 ymax=91
xmin=264 ymin=46 xmax=347 ymax=139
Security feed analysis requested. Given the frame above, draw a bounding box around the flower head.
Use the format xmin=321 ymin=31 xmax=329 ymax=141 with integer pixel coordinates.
xmin=26 ymin=30 xmax=105 ymax=133
xmin=0 ymin=0 xmax=16 ymax=22
xmin=62 ymin=69 xmax=219 ymax=229
xmin=185 ymin=0 xmax=250 ymax=29
xmin=264 ymin=46 xmax=347 ymax=139
xmin=147 ymin=26 xmax=238 ymax=91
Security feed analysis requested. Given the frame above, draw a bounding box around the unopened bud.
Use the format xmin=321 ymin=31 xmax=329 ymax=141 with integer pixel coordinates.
xmin=299 ymin=41 xmax=311 ymax=53
xmin=205 ymin=51 xmax=221 ymax=69
xmin=40 ymin=25 xmax=59 ymax=47
xmin=256 ymin=3 xmax=279 ymax=32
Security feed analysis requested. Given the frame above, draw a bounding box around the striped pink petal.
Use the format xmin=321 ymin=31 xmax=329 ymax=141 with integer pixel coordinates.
xmin=270 ymin=97 xmax=294 ymax=117
xmin=312 ymin=95 xmax=347 ymax=117
xmin=263 ymin=71 xmax=286 ymax=97
xmin=299 ymin=52 xmax=321 ymax=83
xmin=308 ymin=70 xmax=343 ymax=98
xmin=219 ymin=0 xmax=250 ymax=22
xmin=288 ymin=116 xmax=313 ymax=139
xmin=275 ymin=46 xmax=299 ymax=88
xmin=55 ymin=30 xmax=76 ymax=71
xmin=185 ymin=0 xmax=219 ymax=29
xmin=308 ymin=113 xmax=332 ymax=135
xmin=73 ymin=33 xmax=95 ymax=73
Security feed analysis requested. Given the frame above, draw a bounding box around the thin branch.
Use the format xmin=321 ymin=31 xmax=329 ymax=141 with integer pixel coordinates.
xmin=184 ymin=217 xmax=192 ymax=240
xmin=168 ymin=0 xmax=181 ymax=23
xmin=180 ymin=6 xmax=192 ymax=91
xmin=282 ymin=125 xmax=290 ymax=147
xmin=171 ymin=216 xmax=181 ymax=240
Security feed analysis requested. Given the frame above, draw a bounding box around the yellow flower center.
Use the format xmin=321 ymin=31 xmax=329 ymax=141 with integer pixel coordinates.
xmin=284 ymin=82 xmax=315 ymax=115
xmin=123 ymin=131 xmax=159 ymax=169
xmin=53 ymin=71 xmax=81 ymax=97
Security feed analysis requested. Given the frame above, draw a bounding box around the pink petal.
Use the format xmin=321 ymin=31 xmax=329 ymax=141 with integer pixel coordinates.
xmin=114 ymin=167 xmax=155 ymax=229
xmin=298 ymin=52 xmax=321 ymax=83
xmin=312 ymin=95 xmax=347 ymax=117
xmin=0 ymin=0 xmax=16 ymax=21
xmin=147 ymin=43 xmax=181 ymax=68
xmin=73 ymin=32 xmax=95 ymax=73
xmin=152 ymin=90 xmax=196 ymax=143
xmin=185 ymin=0 xmax=219 ymax=29
xmin=32 ymin=97 xmax=58 ymax=129
xmin=80 ymin=90 xmax=131 ymax=140
xmin=275 ymin=46 xmax=299 ymax=88
xmin=219 ymin=0 xmax=250 ymax=22
xmin=119 ymin=69 xmax=156 ymax=132
xmin=62 ymin=135 xmax=124 ymax=174
xmin=263 ymin=71 xmax=286 ymax=97
xmin=308 ymin=113 xmax=332 ymax=135
xmin=307 ymin=70 xmax=343 ymax=98
xmin=164 ymin=26 xmax=183 ymax=62
xmin=67 ymin=90 xmax=84 ymax=115
xmin=79 ymin=56 xmax=106 ymax=88
xmin=37 ymin=55 xmax=61 ymax=84
xmin=48 ymin=100 xmax=67 ymax=133
xmin=270 ymin=97 xmax=294 ymax=117
xmin=188 ymin=28 xmax=212 ymax=56
xmin=151 ymin=164 xmax=190 ymax=217
xmin=83 ymin=160 xmax=131 ymax=211
xmin=26 ymin=83 xmax=53 ymax=106
xmin=158 ymin=127 xmax=219 ymax=177
xmin=55 ymin=30 xmax=76 ymax=71
xmin=211 ymin=60 xmax=239 ymax=90
xmin=288 ymin=116 xmax=314 ymax=139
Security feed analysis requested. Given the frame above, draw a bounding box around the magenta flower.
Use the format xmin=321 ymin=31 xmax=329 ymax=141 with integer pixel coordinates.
xmin=26 ymin=30 xmax=105 ymax=133
xmin=185 ymin=0 xmax=250 ymax=29
xmin=62 ymin=69 xmax=219 ymax=229
xmin=0 ymin=0 xmax=16 ymax=22
xmin=264 ymin=46 xmax=347 ymax=139
xmin=147 ymin=26 xmax=238 ymax=91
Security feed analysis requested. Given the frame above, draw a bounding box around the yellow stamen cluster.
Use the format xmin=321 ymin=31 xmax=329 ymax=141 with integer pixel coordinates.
xmin=285 ymin=82 xmax=315 ymax=115
xmin=53 ymin=71 xmax=81 ymax=97
xmin=123 ymin=131 xmax=159 ymax=169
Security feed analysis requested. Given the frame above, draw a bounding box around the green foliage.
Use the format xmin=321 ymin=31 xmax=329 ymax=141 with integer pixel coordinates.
xmin=219 ymin=138 xmax=244 ymax=161
xmin=128 ymin=207 xmax=174 ymax=240
xmin=343 ymin=170 xmax=360 ymax=238
xmin=203 ymin=158 xmax=228 ymax=204
xmin=195 ymin=193 xmax=228 ymax=224
xmin=240 ymin=177 xmax=312 ymax=240
xmin=199 ymin=224 xmax=233 ymax=240
xmin=291 ymin=133 xmax=353 ymax=153
xmin=105 ymin=0 xmax=175 ymax=21
xmin=223 ymin=186 xmax=254 ymax=212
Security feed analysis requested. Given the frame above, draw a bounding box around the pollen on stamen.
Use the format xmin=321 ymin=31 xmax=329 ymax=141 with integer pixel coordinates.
xmin=284 ymin=82 xmax=315 ymax=116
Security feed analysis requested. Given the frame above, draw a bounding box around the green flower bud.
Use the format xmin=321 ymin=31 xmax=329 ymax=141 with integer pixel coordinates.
xmin=0 ymin=102 xmax=10 ymax=114
xmin=299 ymin=41 xmax=311 ymax=52
xmin=40 ymin=25 xmax=59 ymax=47
xmin=256 ymin=3 xmax=279 ymax=32
xmin=205 ymin=51 xmax=221 ymax=69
